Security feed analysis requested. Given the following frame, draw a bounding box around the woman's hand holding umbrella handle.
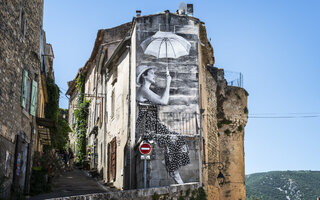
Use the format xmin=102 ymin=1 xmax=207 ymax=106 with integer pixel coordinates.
xmin=166 ymin=67 xmax=171 ymax=84
xmin=166 ymin=73 xmax=172 ymax=84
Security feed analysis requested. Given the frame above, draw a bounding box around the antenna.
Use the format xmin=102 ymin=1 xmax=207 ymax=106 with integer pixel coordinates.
xmin=178 ymin=2 xmax=186 ymax=15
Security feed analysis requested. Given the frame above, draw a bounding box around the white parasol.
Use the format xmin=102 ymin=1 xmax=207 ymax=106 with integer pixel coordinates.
xmin=141 ymin=31 xmax=191 ymax=59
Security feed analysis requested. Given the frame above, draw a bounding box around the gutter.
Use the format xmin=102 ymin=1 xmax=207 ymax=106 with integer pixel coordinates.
xmin=127 ymin=44 xmax=132 ymax=189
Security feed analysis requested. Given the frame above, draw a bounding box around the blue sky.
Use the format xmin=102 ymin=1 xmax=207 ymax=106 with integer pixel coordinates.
xmin=43 ymin=0 xmax=320 ymax=174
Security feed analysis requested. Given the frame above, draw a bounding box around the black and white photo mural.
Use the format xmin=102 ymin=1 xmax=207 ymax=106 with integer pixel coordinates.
xmin=135 ymin=13 xmax=200 ymax=187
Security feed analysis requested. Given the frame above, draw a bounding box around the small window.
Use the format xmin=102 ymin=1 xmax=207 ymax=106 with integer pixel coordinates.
xmin=21 ymin=70 xmax=32 ymax=112
xmin=30 ymin=80 xmax=38 ymax=116
xmin=111 ymin=89 xmax=115 ymax=119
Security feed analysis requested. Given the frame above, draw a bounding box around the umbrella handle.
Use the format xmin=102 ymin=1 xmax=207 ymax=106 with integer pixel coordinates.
xmin=166 ymin=66 xmax=170 ymax=75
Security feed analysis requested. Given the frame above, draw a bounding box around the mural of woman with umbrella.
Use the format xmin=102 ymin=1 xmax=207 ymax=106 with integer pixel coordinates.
xmin=136 ymin=64 xmax=190 ymax=184
xmin=136 ymin=65 xmax=171 ymax=105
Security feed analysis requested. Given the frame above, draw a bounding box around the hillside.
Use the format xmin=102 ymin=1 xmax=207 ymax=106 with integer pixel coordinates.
xmin=246 ymin=171 xmax=320 ymax=200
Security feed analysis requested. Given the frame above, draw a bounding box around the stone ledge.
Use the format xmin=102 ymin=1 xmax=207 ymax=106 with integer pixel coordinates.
xmin=48 ymin=182 xmax=201 ymax=200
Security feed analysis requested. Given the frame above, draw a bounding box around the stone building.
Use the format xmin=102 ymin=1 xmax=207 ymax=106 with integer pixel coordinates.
xmin=0 ymin=0 xmax=53 ymax=197
xmin=67 ymin=7 xmax=248 ymax=199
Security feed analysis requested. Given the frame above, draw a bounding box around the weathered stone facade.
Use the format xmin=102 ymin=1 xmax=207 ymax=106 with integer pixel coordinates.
xmin=66 ymin=23 xmax=132 ymax=188
xmin=0 ymin=0 xmax=47 ymax=197
xmin=198 ymin=23 xmax=248 ymax=199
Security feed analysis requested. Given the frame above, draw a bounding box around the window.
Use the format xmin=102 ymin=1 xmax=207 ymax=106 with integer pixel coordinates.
xmin=30 ymin=80 xmax=38 ymax=116
xmin=95 ymin=101 xmax=100 ymax=124
xmin=111 ymin=89 xmax=115 ymax=119
xmin=21 ymin=70 xmax=37 ymax=116
xmin=21 ymin=70 xmax=28 ymax=108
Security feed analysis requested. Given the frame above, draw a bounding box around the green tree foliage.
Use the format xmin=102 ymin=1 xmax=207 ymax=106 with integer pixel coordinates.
xmin=73 ymin=73 xmax=89 ymax=164
xmin=246 ymin=171 xmax=320 ymax=200
xmin=45 ymin=74 xmax=59 ymax=121
xmin=45 ymin=73 xmax=71 ymax=150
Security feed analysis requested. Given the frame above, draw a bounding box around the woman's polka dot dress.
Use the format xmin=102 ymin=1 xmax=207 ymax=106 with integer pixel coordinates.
xmin=136 ymin=103 xmax=190 ymax=173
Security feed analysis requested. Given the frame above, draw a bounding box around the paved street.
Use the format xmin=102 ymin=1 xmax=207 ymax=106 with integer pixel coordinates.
xmin=30 ymin=169 xmax=109 ymax=200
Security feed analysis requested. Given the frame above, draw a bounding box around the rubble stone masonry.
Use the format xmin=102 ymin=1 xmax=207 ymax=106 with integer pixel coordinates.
xmin=198 ymin=23 xmax=248 ymax=199
xmin=0 ymin=0 xmax=44 ymax=197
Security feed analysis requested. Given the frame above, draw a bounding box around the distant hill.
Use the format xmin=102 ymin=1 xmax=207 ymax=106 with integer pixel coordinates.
xmin=246 ymin=171 xmax=320 ymax=200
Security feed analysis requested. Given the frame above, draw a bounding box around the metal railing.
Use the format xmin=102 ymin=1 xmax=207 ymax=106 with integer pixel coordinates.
xmin=224 ymin=70 xmax=243 ymax=88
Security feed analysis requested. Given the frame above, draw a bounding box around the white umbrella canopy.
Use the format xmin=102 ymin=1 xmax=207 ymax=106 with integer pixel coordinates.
xmin=140 ymin=31 xmax=191 ymax=59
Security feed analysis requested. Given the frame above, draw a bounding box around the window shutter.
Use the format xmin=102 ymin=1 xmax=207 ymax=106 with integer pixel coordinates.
xmin=21 ymin=70 xmax=28 ymax=108
xmin=111 ymin=138 xmax=117 ymax=181
xmin=30 ymin=80 xmax=38 ymax=116
xmin=107 ymin=142 xmax=111 ymax=181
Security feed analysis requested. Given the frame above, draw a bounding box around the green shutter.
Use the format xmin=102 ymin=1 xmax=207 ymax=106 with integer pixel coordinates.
xmin=30 ymin=80 xmax=38 ymax=116
xmin=21 ymin=70 xmax=28 ymax=108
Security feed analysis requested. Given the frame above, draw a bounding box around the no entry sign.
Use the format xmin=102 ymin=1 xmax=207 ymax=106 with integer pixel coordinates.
xmin=139 ymin=142 xmax=152 ymax=155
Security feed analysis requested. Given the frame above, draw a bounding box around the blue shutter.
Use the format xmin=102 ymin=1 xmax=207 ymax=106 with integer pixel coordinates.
xmin=21 ymin=70 xmax=28 ymax=108
xmin=30 ymin=80 xmax=38 ymax=116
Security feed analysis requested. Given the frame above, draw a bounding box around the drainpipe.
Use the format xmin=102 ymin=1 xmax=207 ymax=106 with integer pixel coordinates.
xmin=103 ymin=65 xmax=107 ymax=181
xmin=126 ymin=45 xmax=132 ymax=189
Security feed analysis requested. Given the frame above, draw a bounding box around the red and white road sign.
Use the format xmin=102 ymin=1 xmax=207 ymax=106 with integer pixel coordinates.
xmin=139 ymin=142 xmax=152 ymax=155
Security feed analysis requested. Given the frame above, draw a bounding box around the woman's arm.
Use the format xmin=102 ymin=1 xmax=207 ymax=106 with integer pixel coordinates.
xmin=143 ymin=74 xmax=171 ymax=105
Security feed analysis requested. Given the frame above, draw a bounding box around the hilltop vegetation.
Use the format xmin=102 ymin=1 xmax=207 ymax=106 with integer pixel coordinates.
xmin=246 ymin=171 xmax=320 ymax=200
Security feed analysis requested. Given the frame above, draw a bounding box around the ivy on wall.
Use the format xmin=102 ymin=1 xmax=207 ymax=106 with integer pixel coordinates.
xmin=45 ymin=73 xmax=71 ymax=150
xmin=73 ymin=73 xmax=90 ymax=164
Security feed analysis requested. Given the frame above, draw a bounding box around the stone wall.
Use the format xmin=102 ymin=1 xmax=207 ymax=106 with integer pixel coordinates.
xmin=198 ymin=22 xmax=248 ymax=200
xmin=216 ymin=85 xmax=248 ymax=200
xmin=48 ymin=182 xmax=201 ymax=200
xmin=0 ymin=0 xmax=44 ymax=197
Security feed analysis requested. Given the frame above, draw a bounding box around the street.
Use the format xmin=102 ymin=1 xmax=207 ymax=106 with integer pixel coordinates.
xmin=29 ymin=169 xmax=108 ymax=200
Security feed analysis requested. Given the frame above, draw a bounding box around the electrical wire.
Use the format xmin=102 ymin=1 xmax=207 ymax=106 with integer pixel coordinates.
xmin=248 ymin=113 xmax=320 ymax=119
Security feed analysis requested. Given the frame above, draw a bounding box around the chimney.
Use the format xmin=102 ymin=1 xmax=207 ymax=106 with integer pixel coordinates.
xmin=136 ymin=10 xmax=141 ymax=17
xmin=187 ymin=4 xmax=193 ymax=16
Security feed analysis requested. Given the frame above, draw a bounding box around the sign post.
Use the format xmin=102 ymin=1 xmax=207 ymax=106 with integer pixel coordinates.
xmin=139 ymin=142 xmax=152 ymax=188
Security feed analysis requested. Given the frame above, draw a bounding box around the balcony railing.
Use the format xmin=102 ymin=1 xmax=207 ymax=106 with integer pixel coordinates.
xmin=224 ymin=70 xmax=243 ymax=88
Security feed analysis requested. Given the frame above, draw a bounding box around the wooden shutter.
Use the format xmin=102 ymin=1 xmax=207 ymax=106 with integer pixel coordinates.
xmin=107 ymin=142 xmax=111 ymax=181
xmin=30 ymin=80 xmax=38 ymax=116
xmin=111 ymin=138 xmax=116 ymax=181
xmin=21 ymin=70 xmax=28 ymax=108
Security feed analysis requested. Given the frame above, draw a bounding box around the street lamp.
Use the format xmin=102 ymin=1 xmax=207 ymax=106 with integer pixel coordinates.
xmin=217 ymin=170 xmax=225 ymax=186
